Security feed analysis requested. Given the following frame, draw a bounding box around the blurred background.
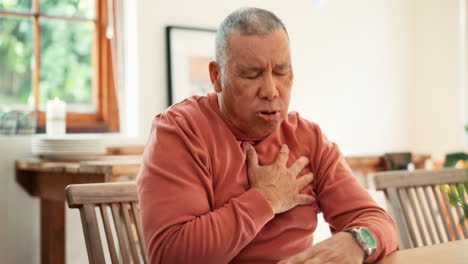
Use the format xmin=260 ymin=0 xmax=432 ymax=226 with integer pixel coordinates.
xmin=1 ymin=0 xmax=467 ymax=263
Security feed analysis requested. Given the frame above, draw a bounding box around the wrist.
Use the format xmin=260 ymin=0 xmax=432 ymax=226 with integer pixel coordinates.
xmin=254 ymin=188 xmax=279 ymax=214
xmin=342 ymin=232 xmax=366 ymax=259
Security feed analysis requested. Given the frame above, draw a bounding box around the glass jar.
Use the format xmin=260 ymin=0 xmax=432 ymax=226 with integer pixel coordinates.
xmin=0 ymin=111 xmax=18 ymax=135
xmin=17 ymin=111 xmax=37 ymax=134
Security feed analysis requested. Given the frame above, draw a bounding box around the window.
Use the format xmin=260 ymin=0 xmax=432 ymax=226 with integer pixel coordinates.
xmin=0 ymin=0 xmax=119 ymax=133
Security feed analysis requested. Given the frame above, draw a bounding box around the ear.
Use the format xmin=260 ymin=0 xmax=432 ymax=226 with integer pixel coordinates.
xmin=209 ymin=61 xmax=222 ymax=93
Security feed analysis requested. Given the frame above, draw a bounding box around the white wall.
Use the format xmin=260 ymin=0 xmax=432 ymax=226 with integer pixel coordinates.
xmin=136 ymin=0 xmax=416 ymax=155
xmin=288 ymin=0 xmax=414 ymax=155
xmin=410 ymin=0 xmax=466 ymax=158
xmin=0 ymin=0 xmax=466 ymax=263
xmin=0 ymin=137 xmax=40 ymax=264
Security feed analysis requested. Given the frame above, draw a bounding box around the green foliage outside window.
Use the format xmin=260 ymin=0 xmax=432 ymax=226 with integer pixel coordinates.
xmin=0 ymin=16 xmax=33 ymax=108
xmin=0 ymin=0 xmax=95 ymax=112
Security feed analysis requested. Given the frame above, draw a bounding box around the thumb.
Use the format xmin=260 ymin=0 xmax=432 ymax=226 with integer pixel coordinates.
xmin=245 ymin=144 xmax=259 ymax=168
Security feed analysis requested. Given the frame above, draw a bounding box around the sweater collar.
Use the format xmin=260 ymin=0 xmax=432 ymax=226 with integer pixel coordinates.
xmin=208 ymin=93 xmax=270 ymax=142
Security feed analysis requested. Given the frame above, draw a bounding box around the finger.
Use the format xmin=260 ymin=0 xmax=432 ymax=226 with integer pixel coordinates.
xmin=274 ymin=144 xmax=289 ymax=166
xmin=296 ymin=172 xmax=314 ymax=189
xmin=245 ymin=144 xmax=259 ymax=168
xmin=290 ymin=156 xmax=310 ymax=175
xmin=295 ymin=194 xmax=315 ymax=205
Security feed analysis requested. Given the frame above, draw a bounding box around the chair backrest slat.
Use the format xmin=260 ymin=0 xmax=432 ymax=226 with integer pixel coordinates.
xmin=386 ymin=187 xmax=412 ymax=249
xmin=80 ymin=204 xmax=106 ymax=263
xmin=452 ymin=185 xmax=468 ymax=237
xmin=131 ymin=202 xmax=147 ymax=264
xmin=407 ymin=187 xmax=428 ymax=246
xmin=422 ymin=187 xmax=443 ymax=244
xmin=121 ymin=202 xmax=140 ymax=263
xmin=111 ymin=203 xmax=131 ymax=264
xmin=399 ymin=188 xmax=420 ymax=247
xmin=431 ymin=186 xmax=453 ymax=242
xmin=440 ymin=185 xmax=461 ymax=240
xmin=99 ymin=204 xmax=120 ymax=264
xmin=455 ymin=184 xmax=468 ymax=237
xmin=415 ymin=187 xmax=436 ymax=245
xmin=427 ymin=187 xmax=442 ymax=242
xmin=66 ymin=182 xmax=146 ymax=264
xmin=375 ymin=168 xmax=468 ymax=249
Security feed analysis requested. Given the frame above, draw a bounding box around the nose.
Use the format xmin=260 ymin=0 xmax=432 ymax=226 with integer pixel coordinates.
xmin=258 ymin=72 xmax=278 ymax=100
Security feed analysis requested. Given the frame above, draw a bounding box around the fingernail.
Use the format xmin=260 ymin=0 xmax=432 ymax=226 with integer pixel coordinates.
xmin=245 ymin=144 xmax=251 ymax=151
xmin=281 ymin=144 xmax=288 ymax=150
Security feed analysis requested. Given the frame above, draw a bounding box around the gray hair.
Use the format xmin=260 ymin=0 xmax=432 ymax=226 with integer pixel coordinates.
xmin=215 ymin=7 xmax=288 ymax=72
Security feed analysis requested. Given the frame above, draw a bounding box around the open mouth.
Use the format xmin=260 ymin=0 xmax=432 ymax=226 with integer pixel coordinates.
xmin=260 ymin=111 xmax=277 ymax=115
xmin=257 ymin=110 xmax=280 ymax=121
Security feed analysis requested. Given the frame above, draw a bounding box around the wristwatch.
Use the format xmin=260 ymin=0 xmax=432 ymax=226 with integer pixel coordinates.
xmin=345 ymin=227 xmax=377 ymax=259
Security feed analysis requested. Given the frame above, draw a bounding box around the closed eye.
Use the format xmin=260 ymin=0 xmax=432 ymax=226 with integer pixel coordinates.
xmin=243 ymin=74 xmax=261 ymax=80
xmin=238 ymin=66 xmax=262 ymax=79
xmin=241 ymin=71 xmax=287 ymax=79
xmin=274 ymin=64 xmax=291 ymax=76
xmin=239 ymin=71 xmax=262 ymax=79
xmin=274 ymin=71 xmax=288 ymax=76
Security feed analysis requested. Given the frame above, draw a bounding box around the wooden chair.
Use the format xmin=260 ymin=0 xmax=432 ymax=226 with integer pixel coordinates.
xmin=374 ymin=168 xmax=468 ymax=249
xmin=66 ymin=182 xmax=147 ymax=264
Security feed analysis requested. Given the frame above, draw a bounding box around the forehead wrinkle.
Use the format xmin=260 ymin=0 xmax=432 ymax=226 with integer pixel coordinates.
xmin=226 ymin=31 xmax=292 ymax=74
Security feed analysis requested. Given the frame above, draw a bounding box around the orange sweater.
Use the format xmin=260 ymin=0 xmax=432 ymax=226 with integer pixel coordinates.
xmin=137 ymin=93 xmax=397 ymax=264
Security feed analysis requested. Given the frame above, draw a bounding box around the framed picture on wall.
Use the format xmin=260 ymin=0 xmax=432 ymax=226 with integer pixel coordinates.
xmin=166 ymin=26 xmax=217 ymax=106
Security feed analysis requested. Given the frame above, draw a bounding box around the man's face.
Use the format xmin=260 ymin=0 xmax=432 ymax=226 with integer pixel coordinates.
xmin=210 ymin=29 xmax=293 ymax=138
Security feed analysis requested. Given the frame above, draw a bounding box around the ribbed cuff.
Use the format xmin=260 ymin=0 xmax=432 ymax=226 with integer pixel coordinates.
xmin=237 ymin=189 xmax=275 ymax=230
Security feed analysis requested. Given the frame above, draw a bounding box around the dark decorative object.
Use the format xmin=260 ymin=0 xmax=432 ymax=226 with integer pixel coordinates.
xmin=383 ymin=152 xmax=412 ymax=170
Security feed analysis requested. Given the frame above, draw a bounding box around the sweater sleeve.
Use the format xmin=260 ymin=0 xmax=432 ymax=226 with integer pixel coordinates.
xmin=136 ymin=113 xmax=274 ymax=264
xmin=310 ymin=125 xmax=398 ymax=263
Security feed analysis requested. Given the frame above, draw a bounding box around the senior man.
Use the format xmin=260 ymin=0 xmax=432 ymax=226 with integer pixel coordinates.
xmin=137 ymin=7 xmax=397 ymax=264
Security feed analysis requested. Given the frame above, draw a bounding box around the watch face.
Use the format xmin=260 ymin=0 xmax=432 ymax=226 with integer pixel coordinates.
xmin=359 ymin=228 xmax=376 ymax=248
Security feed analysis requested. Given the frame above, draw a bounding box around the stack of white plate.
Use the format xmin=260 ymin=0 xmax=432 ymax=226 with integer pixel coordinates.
xmin=32 ymin=135 xmax=105 ymax=160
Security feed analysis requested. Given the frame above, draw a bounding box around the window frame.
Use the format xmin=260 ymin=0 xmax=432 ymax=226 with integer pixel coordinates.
xmin=0 ymin=0 xmax=119 ymax=133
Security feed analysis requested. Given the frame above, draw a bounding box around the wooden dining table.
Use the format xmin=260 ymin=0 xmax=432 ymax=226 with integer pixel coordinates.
xmin=15 ymin=154 xmax=142 ymax=264
xmin=377 ymin=239 xmax=468 ymax=264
